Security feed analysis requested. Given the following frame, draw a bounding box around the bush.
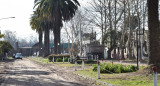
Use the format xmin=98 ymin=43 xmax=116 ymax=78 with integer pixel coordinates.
xmin=93 ymin=64 xmax=97 ymax=71
xmin=48 ymin=56 xmax=53 ymax=62
xmin=93 ymin=63 xmax=137 ymax=73
xmin=56 ymin=58 xmax=63 ymax=62
xmin=64 ymin=57 xmax=68 ymax=62
xmin=86 ymin=59 xmax=96 ymax=64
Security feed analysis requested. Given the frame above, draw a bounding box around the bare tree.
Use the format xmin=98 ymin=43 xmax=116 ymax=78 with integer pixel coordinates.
xmin=3 ymin=30 xmax=17 ymax=49
xmin=64 ymin=9 xmax=92 ymax=56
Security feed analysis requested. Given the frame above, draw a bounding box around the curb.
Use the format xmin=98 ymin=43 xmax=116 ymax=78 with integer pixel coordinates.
xmin=74 ymin=73 xmax=115 ymax=86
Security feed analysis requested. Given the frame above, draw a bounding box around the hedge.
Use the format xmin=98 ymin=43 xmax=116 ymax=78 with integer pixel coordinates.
xmin=93 ymin=63 xmax=137 ymax=73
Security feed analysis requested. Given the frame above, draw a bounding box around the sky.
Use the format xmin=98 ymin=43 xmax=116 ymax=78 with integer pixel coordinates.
xmin=0 ymin=0 xmax=36 ymax=40
xmin=0 ymin=0 xmax=89 ymax=41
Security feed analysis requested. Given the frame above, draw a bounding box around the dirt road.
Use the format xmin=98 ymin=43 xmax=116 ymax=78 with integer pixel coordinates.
xmin=0 ymin=58 xmax=95 ymax=86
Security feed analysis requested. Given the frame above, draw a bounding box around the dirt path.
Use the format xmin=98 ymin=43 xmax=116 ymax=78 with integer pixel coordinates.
xmin=0 ymin=58 xmax=95 ymax=86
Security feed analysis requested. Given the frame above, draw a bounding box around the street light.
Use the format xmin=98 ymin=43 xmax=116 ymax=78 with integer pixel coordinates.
xmin=0 ymin=17 xmax=15 ymax=20
xmin=0 ymin=16 xmax=15 ymax=33
xmin=136 ymin=28 xmax=144 ymax=70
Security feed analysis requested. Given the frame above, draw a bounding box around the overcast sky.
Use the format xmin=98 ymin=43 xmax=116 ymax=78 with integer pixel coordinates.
xmin=0 ymin=0 xmax=89 ymax=41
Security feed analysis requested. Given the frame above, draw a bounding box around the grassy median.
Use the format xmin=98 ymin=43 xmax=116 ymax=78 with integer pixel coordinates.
xmin=74 ymin=68 xmax=160 ymax=86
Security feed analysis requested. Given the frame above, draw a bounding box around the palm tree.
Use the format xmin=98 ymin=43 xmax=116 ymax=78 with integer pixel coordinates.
xmin=148 ymin=0 xmax=160 ymax=70
xmin=30 ymin=11 xmax=43 ymax=56
xmin=34 ymin=0 xmax=80 ymax=54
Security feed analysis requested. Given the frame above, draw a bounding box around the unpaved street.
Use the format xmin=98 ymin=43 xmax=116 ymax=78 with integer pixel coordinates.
xmin=0 ymin=58 xmax=95 ymax=86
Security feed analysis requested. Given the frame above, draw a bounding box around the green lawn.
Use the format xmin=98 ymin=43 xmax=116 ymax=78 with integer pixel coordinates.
xmin=74 ymin=69 xmax=159 ymax=86
xmin=8 ymin=57 xmax=13 ymax=59
xmin=29 ymin=57 xmax=71 ymax=64
xmin=29 ymin=57 xmax=156 ymax=86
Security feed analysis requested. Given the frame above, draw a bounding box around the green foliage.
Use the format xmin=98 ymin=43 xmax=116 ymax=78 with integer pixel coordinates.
xmin=0 ymin=41 xmax=13 ymax=54
xmin=56 ymin=58 xmax=63 ymax=62
xmin=86 ymin=59 xmax=95 ymax=64
xmin=48 ymin=54 xmax=70 ymax=62
xmin=0 ymin=34 xmax=4 ymax=38
xmin=93 ymin=64 xmax=97 ymax=71
xmin=93 ymin=63 xmax=137 ymax=73
xmin=64 ymin=57 xmax=68 ymax=62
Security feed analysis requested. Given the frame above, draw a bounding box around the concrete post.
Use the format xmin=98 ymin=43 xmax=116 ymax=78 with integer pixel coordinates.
xmin=139 ymin=59 xmax=141 ymax=66
xmin=98 ymin=61 xmax=100 ymax=79
xmin=63 ymin=57 xmax=64 ymax=63
xmin=53 ymin=57 xmax=54 ymax=63
xmin=75 ymin=59 xmax=77 ymax=71
xmin=153 ymin=66 xmax=157 ymax=86
xmin=82 ymin=59 xmax=84 ymax=69
xmin=120 ymin=58 xmax=122 ymax=64
xmin=101 ymin=58 xmax=104 ymax=64
xmin=68 ymin=58 xmax=70 ymax=63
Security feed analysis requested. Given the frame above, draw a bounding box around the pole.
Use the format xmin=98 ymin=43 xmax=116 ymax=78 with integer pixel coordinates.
xmin=82 ymin=59 xmax=84 ymax=69
xmin=97 ymin=61 xmax=100 ymax=79
xmin=75 ymin=59 xmax=77 ymax=71
xmin=63 ymin=56 xmax=64 ymax=63
xmin=136 ymin=29 xmax=139 ymax=70
xmin=68 ymin=58 xmax=70 ymax=63
xmin=152 ymin=66 xmax=157 ymax=86
xmin=0 ymin=17 xmax=15 ymax=20
xmin=53 ymin=57 xmax=54 ymax=63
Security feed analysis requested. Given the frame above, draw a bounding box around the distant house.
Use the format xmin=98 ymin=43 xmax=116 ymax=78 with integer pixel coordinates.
xmin=85 ymin=42 xmax=104 ymax=60
xmin=16 ymin=42 xmax=76 ymax=56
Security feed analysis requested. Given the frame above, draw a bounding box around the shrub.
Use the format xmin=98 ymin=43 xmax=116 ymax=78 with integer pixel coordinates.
xmin=56 ymin=58 xmax=63 ymax=62
xmin=48 ymin=56 xmax=53 ymax=62
xmin=64 ymin=57 xmax=68 ymax=62
xmin=93 ymin=63 xmax=137 ymax=73
xmin=93 ymin=64 xmax=97 ymax=71
xmin=86 ymin=59 xmax=94 ymax=64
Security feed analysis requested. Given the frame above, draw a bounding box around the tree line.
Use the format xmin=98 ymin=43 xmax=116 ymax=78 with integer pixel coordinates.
xmin=29 ymin=0 xmax=160 ymax=71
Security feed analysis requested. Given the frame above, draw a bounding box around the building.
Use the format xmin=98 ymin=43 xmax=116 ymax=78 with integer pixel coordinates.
xmin=16 ymin=42 xmax=76 ymax=56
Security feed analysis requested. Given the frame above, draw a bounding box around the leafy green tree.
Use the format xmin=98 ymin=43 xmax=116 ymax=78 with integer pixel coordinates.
xmin=34 ymin=0 xmax=80 ymax=54
xmin=0 ymin=41 xmax=12 ymax=55
xmin=30 ymin=11 xmax=43 ymax=56
xmin=0 ymin=34 xmax=4 ymax=38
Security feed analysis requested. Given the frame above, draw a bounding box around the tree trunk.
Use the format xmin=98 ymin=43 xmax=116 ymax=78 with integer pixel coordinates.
xmin=54 ymin=26 xmax=61 ymax=54
xmin=57 ymin=27 xmax=61 ymax=54
xmin=121 ymin=48 xmax=125 ymax=59
xmin=54 ymin=29 xmax=57 ymax=54
xmin=44 ymin=28 xmax=50 ymax=57
xmin=148 ymin=0 xmax=160 ymax=71
xmin=107 ymin=46 xmax=114 ymax=59
xmin=38 ymin=31 xmax=43 ymax=56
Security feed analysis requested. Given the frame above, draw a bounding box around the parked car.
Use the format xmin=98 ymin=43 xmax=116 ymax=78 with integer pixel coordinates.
xmin=15 ymin=53 xmax=22 ymax=59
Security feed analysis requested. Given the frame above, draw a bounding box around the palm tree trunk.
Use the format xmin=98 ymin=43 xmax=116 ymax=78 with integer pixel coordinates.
xmin=39 ymin=31 xmax=43 ymax=56
xmin=57 ymin=28 xmax=61 ymax=54
xmin=44 ymin=28 xmax=50 ymax=57
xmin=54 ymin=29 xmax=57 ymax=54
xmin=54 ymin=25 xmax=61 ymax=54
xmin=148 ymin=0 xmax=160 ymax=67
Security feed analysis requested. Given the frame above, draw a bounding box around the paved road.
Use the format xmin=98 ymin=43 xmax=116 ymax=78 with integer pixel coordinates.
xmin=0 ymin=58 xmax=92 ymax=86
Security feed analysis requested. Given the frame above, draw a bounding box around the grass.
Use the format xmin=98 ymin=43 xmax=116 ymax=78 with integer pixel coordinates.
xmin=28 ymin=57 xmax=96 ymax=67
xmin=29 ymin=57 xmax=155 ymax=86
xmin=74 ymin=69 xmax=160 ymax=86
xmin=8 ymin=57 xmax=13 ymax=59
xmin=29 ymin=57 xmax=71 ymax=64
